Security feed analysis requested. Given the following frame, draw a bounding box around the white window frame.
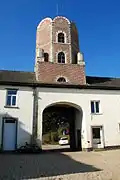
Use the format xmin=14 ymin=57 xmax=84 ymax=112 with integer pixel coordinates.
xmin=91 ymin=100 xmax=100 ymax=114
xmin=6 ymin=89 xmax=18 ymax=107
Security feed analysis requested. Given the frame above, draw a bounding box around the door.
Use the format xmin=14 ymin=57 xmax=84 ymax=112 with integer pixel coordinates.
xmin=3 ymin=119 xmax=17 ymax=151
xmin=92 ymin=126 xmax=104 ymax=148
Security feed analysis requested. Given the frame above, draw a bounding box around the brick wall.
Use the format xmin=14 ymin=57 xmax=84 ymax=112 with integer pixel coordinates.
xmin=36 ymin=18 xmax=52 ymax=61
xmin=35 ymin=16 xmax=86 ymax=85
xmin=36 ymin=62 xmax=86 ymax=85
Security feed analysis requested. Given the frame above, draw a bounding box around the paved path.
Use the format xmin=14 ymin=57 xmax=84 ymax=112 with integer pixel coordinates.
xmin=42 ymin=144 xmax=70 ymax=150
xmin=0 ymin=149 xmax=120 ymax=179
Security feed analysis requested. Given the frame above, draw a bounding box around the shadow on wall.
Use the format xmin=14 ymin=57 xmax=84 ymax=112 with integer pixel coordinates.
xmin=0 ymin=113 xmax=37 ymax=149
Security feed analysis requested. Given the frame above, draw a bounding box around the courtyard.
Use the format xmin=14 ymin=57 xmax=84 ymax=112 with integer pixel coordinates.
xmin=0 ymin=149 xmax=120 ymax=180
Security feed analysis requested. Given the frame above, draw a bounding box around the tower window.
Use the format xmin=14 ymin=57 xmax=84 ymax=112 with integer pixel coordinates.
xmin=44 ymin=53 xmax=49 ymax=62
xmin=57 ymin=77 xmax=66 ymax=83
xmin=58 ymin=52 xmax=65 ymax=63
xmin=58 ymin=33 xmax=65 ymax=43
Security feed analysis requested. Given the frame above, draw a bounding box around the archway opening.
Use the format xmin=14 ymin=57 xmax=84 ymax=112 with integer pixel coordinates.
xmin=42 ymin=102 xmax=83 ymax=152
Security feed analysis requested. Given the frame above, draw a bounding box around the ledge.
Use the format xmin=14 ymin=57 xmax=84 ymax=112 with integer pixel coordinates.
xmin=91 ymin=113 xmax=103 ymax=116
xmin=4 ymin=106 xmax=19 ymax=109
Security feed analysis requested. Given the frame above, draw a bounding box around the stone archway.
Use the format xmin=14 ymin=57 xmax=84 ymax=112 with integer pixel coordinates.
xmin=42 ymin=102 xmax=83 ymax=151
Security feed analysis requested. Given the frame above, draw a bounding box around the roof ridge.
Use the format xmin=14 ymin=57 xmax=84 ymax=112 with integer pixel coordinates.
xmin=86 ymin=75 xmax=120 ymax=79
xmin=0 ymin=69 xmax=35 ymax=74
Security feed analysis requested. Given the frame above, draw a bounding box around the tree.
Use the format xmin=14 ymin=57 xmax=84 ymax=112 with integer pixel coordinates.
xmin=43 ymin=107 xmax=69 ymax=135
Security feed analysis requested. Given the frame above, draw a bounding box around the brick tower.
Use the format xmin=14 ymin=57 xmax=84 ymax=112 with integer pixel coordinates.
xmin=35 ymin=16 xmax=86 ymax=85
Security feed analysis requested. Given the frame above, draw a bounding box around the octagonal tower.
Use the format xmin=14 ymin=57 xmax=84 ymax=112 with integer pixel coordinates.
xmin=35 ymin=16 xmax=86 ymax=85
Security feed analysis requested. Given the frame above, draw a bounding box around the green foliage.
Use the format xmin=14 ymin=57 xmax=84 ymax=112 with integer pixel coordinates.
xmin=42 ymin=107 xmax=70 ymax=144
xmin=42 ymin=131 xmax=59 ymax=144
xmin=50 ymin=131 xmax=58 ymax=143
xmin=43 ymin=107 xmax=69 ymax=135
xmin=42 ymin=133 xmax=51 ymax=144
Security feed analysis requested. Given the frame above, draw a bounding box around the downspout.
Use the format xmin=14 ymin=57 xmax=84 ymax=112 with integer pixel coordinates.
xmin=31 ymin=87 xmax=38 ymax=145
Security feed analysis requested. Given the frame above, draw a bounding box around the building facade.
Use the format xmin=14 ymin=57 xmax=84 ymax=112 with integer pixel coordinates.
xmin=0 ymin=16 xmax=120 ymax=151
xmin=0 ymin=82 xmax=34 ymax=151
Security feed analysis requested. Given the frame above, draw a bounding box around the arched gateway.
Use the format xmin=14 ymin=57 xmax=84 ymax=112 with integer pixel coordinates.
xmin=42 ymin=102 xmax=83 ymax=151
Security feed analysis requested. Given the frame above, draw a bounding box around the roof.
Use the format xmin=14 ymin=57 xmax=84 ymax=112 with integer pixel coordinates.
xmin=86 ymin=76 xmax=120 ymax=88
xmin=0 ymin=70 xmax=120 ymax=90
xmin=0 ymin=70 xmax=36 ymax=85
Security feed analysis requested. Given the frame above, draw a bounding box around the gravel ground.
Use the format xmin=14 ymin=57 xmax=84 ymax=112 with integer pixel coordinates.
xmin=0 ymin=149 xmax=120 ymax=180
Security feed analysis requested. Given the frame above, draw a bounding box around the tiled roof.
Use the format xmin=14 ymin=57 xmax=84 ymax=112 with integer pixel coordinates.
xmin=0 ymin=70 xmax=36 ymax=84
xmin=0 ymin=70 xmax=120 ymax=89
xmin=86 ymin=76 xmax=120 ymax=88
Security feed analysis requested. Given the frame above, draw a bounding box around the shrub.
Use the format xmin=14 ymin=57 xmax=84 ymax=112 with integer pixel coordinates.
xmin=42 ymin=133 xmax=51 ymax=144
xmin=50 ymin=132 xmax=58 ymax=143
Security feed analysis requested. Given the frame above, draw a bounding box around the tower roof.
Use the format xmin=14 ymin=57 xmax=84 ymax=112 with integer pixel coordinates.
xmin=37 ymin=16 xmax=71 ymax=28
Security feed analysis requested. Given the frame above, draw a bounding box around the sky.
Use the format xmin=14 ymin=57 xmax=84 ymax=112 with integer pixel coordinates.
xmin=0 ymin=0 xmax=120 ymax=77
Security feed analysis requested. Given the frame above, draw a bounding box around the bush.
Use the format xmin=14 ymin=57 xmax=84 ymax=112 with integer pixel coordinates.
xmin=50 ymin=132 xmax=58 ymax=143
xmin=42 ymin=133 xmax=51 ymax=144
xmin=42 ymin=132 xmax=59 ymax=144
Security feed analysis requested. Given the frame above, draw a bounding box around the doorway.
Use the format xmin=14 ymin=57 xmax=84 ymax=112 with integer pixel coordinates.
xmin=92 ymin=126 xmax=104 ymax=148
xmin=42 ymin=103 xmax=83 ymax=152
xmin=2 ymin=118 xmax=17 ymax=151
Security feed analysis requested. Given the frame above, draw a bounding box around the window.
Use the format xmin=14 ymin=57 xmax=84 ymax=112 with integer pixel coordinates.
xmin=118 ymin=123 xmax=120 ymax=132
xmin=44 ymin=53 xmax=49 ymax=62
xmin=57 ymin=77 xmax=66 ymax=83
xmin=58 ymin=52 xmax=65 ymax=63
xmin=58 ymin=33 xmax=65 ymax=43
xmin=91 ymin=101 xmax=100 ymax=114
xmin=6 ymin=89 xmax=17 ymax=107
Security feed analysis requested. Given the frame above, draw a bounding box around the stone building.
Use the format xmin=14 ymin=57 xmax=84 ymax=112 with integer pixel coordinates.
xmin=0 ymin=16 xmax=120 ymax=151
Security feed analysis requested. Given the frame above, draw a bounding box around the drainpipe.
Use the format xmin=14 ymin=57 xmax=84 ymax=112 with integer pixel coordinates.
xmin=31 ymin=87 xmax=38 ymax=145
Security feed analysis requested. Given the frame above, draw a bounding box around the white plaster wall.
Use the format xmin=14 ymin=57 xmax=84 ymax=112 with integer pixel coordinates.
xmin=0 ymin=86 xmax=34 ymax=148
xmin=37 ymin=87 xmax=120 ymax=149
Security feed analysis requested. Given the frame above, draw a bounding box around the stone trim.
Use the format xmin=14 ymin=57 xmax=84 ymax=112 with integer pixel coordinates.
xmin=83 ymin=145 xmax=120 ymax=152
xmin=82 ymin=148 xmax=93 ymax=152
xmin=37 ymin=17 xmax=52 ymax=28
xmin=53 ymin=16 xmax=70 ymax=24
xmin=69 ymin=24 xmax=72 ymax=64
xmin=53 ymin=42 xmax=71 ymax=45
xmin=56 ymin=31 xmax=67 ymax=43
xmin=50 ymin=21 xmax=53 ymax=62
xmin=55 ymin=75 xmax=69 ymax=83
xmin=104 ymin=145 xmax=120 ymax=150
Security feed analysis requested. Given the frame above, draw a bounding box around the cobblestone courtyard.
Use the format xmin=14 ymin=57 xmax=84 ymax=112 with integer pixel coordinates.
xmin=0 ymin=149 xmax=120 ymax=180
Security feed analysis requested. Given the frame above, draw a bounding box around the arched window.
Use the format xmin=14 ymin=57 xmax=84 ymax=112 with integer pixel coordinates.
xmin=58 ymin=52 xmax=65 ymax=63
xmin=44 ymin=53 xmax=49 ymax=62
xmin=57 ymin=77 xmax=66 ymax=83
xmin=58 ymin=33 xmax=65 ymax=43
